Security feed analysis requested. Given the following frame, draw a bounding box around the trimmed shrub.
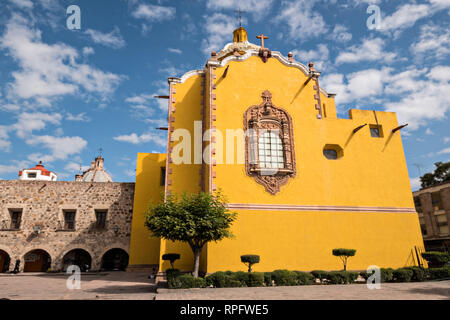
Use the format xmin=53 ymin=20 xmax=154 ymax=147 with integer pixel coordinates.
xmin=166 ymin=268 xmax=181 ymax=289
xmin=327 ymin=271 xmax=358 ymax=284
xmin=381 ymin=268 xmax=394 ymax=282
xmin=247 ymin=272 xmax=265 ymax=287
xmin=360 ymin=268 xmax=394 ymax=283
xmin=332 ymin=248 xmax=357 ymax=271
xmin=293 ymin=271 xmax=315 ymax=285
xmin=392 ymin=268 xmax=414 ymax=282
xmin=170 ymin=274 xmax=207 ymax=289
xmin=271 ymin=270 xmax=298 ymax=286
xmin=162 ymin=253 xmax=181 ymax=269
xmin=241 ymin=255 xmax=260 ymax=272
xmin=205 ymin=271 xmax=228 ymax=288
xmin=404 ymin=267 xmax=426 ymax=282
xmin=428 ymin=266 xmax=450 ymax=280
xmin=311 ymin=270 xmax=328 ymax=283
xmin=421 ymin=252 xmax=450 ymax=268
xmin=205 ymin=272 xmax=245 ymax=288
xmin=264 ymin=272 xmax=273 ymax=286
xmin=232 ymin=271 xmax=249 ymax=286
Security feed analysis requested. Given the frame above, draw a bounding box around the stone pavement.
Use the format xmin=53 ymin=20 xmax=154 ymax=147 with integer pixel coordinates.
xmin=0 ymin=272 xmax=448 ymax=300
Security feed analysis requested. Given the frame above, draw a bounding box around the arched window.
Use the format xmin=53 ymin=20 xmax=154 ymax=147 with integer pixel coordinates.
xmin=244 ymin=90 xmax=296 ymax=195
xmin=258 ymin=131 xmax=284 ymax=169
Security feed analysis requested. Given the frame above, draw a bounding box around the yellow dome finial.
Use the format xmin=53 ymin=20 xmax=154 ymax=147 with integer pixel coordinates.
xmin=233 ymin=27 xmax=248 ymax=43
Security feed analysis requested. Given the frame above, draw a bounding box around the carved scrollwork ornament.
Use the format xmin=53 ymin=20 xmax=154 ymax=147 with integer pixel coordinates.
xmin=243 ymin=90 xmax=296 ymax=195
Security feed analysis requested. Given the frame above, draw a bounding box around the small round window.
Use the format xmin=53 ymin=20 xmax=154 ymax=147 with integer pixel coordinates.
xmin=323 ymin=149 xmax=338 ymax=160
xmin=323 ymin=144 xmax=343 ymax=160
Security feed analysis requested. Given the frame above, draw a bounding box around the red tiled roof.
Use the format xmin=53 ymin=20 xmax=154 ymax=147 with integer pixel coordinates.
xmin=19 ymin=163 xmax=52 ymax=177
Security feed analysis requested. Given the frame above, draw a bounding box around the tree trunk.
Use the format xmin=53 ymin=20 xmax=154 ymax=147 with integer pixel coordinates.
xmin=192 ymin=247 xmax=201 ymax=278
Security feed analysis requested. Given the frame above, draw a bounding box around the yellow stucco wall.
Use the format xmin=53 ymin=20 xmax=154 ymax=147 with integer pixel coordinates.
xmin=130 ymin=48 xmax=425 ymax=273
xmin=128 ymin=153 xmax=166 ymax=268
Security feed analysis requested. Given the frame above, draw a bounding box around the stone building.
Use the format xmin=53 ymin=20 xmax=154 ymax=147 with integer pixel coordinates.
xmin=413 ymin=182 xmax=450 ymax=252
xmin=0 ymin=179 xmax=134 ymax=272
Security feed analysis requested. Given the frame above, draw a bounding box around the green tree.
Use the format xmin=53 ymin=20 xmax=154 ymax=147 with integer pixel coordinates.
xmin=144 ymin=191 xmax=237 ymax=277
xmin=332 ymin=248 xmax=356 ymax=271
xmin=420 ymin=161 xmax=450 ymax=188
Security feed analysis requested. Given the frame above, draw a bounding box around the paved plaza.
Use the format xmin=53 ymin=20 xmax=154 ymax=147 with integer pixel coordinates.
xmin=0 ymin=272 xmax=448 ymax=300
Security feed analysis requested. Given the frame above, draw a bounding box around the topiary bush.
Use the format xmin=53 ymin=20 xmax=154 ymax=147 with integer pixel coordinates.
xmin=293 ymin=271 xmax=315 ymax=285
xmin=392 ymin=268 xmax=414 ymax=282
xmin=271 ymin=270 xmax=298 ymax=286
xmin=428 ymin=266 xmax=450 ymax=280
xmin=311 ymin=270 xmax=328 ymax=284
xmin=327 ymin=271 xmax=358 ymax=284
xmin=421 ymin=252 xmax=450 ymax=268
xmin=232 ymin=271 xmax=249 ymax=286
xmin=162 ymin=253 xmax=181 ymax=269
xmin=170 ymin=274 xmax=207 ymax=289
xmin=166 ymin=268 xmax=181 ymax=289
xmin=246 ymin=272 xmax=265 ymax=287
xmin=264 ymin=272 xmax=273 ymax=286
xmin=241 ymin=255 xmax=260 ymax=272
xmin=332 ymin=248 xmax=357 ymax=271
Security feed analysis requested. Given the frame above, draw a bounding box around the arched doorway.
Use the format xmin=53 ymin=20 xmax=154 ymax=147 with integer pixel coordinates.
xmin=24 ymin=249 xmax=51 ymax=272
xmin=0 ymin=250 xmax=11 ymax=273
xmin=62 ymin=249 xmax=92 ymax=272
xmin=101 ymin=249 xmax=129 ymax=271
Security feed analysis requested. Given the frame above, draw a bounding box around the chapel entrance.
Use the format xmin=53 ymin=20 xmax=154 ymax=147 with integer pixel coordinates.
xmin=24 ymin=249 xmax=51 ymax=272
xmin=62 ymin=249 xmax=92 ymax=272
xmin=101 ymin=249 xmax=129 ymax=271
xmin=0 ymin=250 xmax=11 ymax=273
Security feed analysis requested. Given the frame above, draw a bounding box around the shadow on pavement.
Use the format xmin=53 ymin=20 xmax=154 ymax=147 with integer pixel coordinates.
xmin=407 ymin=287 xmax=450 ymax=299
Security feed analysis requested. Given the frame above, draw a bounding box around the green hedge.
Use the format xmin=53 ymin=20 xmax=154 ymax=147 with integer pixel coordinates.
xmin=428 ymin=266 xmax=450 ymax=280
xmin=264 ymin=272 xmax=273 ymax=286
xmin=311 ymin=270 xmax=328 ymax=284
xmin=359 ymin=268 xmax=394 ymax=283
xmin=326 ymin=271 xmax=358 ymax=284
xmin=392 ymin=268 xmax=414 ymax=282
xmin=421 ymin=252 xmax=450 ymax=268
xmin=271 ymin=270 xmax=299 ymax=286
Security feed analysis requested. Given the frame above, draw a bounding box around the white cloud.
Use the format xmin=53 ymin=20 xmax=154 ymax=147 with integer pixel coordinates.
xmin=8 ymin=0 xmax=33 ymax=9
xmin=84 ymin=27 xmax=126 ymax=49
xmin=131 ymin=4 xmax=176 ymax=21
xmin=202 ymin=13 xmax=236 ymax=54
xmin=66 ymin=112 xmax=91 ymax=122
xmin=0 ymin=160 xmax=31 ymax=176
xmin=425 ymin=128 xmax=434 ymax=135
xmin=0 ymin=14 xmax=123 ymax=105
xmin=168 ymin=48 xmax=182 ymax=54
xmin=411 ymin=24 xmax=450 ymax=61
xmin=437 ymin=147 xmax=450 ymax=155
xmin=11 ymin=112 xmax=62 ymax=138
xmin=206 ymin=0 xmax=274 ymax=20
xmin=321 ymin=68 xmax=391 ymax=105
xmin=113 ymin=132 xmax=166 ymax=146
xmin=64 ymin=162 xmax=89 ymax=172
xmin=335 ymin=38 xmax=396 ymax=64
xmin=82 ymin=47 xmax=95 ymax=56
xmin=0 ymin=126 xmax=11 ymax=151
xmin=385 ymin=66 xmax=450 ymax=131
xmin=410 ymin=177 xmax=421 ymax=191
xmin=26 ymin=135 xmax=88 ymax=163
xmin=276 ymin=0 xmax=327 ymax=41
xmin=292 ymin=44 xmax=329 ymax=70
xmin=330 ymin=24 xmax=352 ymax=42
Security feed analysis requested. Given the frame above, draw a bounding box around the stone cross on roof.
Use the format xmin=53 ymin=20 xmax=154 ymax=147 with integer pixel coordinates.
xmin=256 ymin=33 xmax=268 ymax=49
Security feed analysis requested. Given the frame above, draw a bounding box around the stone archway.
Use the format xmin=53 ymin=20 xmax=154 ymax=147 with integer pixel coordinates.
xmin=0 ymin=250 xmax=11 ymax=273
xmin=62 ymin=249 xmax=92 ymax=272
xmin=101 ymin=248 xmax=129 ymax=271
xmin=23 ymin=249 xmax=51 ymax=272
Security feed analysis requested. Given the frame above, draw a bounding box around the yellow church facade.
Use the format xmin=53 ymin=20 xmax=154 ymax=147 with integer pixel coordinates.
xmin=127 ymin=28 xmax=425 ymax=274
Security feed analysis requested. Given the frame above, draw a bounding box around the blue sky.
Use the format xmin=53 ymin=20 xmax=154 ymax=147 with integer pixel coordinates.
xmin=0 ymin=0 xmax=449 ymax=190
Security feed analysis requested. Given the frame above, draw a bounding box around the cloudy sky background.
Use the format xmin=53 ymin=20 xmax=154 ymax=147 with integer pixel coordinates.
xmin=0 ymin=0 xmax=449 ymax=190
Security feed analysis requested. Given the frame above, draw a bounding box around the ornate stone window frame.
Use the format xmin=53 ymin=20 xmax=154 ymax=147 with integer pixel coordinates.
xmin=244 ymin=90 xmax=296 ymax=195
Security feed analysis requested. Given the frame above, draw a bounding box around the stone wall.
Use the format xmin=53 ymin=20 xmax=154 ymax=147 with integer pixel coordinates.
xmin=0 ymin=180 xmax=134 ymax=272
